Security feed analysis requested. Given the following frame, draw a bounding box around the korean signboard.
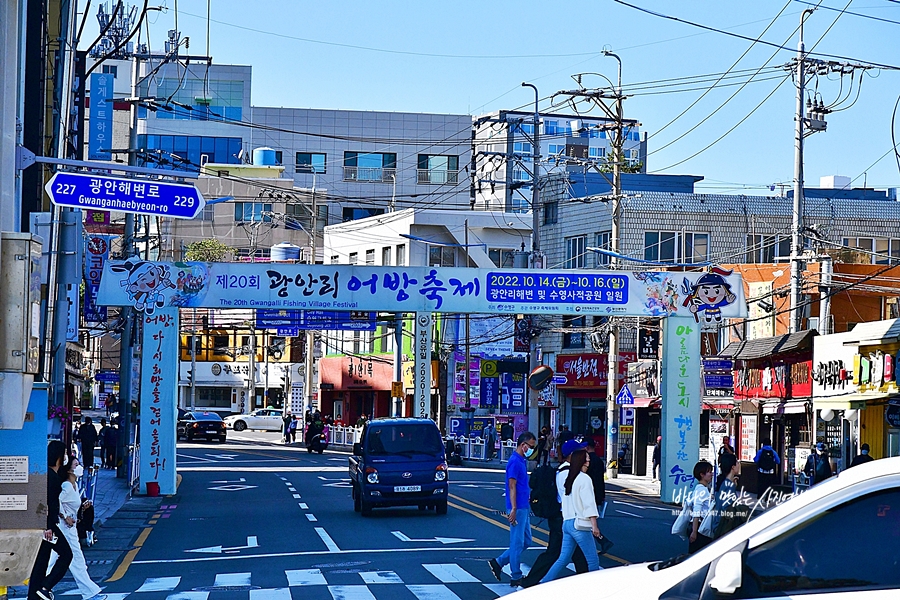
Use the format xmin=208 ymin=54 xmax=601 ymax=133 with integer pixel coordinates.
xmin=555 ymin=353 xmax=636 ymax=389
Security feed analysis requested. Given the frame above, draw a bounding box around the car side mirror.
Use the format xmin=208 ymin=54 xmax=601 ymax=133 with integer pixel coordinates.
xmin=353 ymin=443 xmax=362 ymax=456
xmin=709 ymin=551 xmax=743 ymax=595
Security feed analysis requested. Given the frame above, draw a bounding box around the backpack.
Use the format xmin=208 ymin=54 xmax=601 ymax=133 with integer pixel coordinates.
xmin=529 ymin=463 xmax=561 ymax=519
xmin=757 ymin=448 xmax=776 ymax=473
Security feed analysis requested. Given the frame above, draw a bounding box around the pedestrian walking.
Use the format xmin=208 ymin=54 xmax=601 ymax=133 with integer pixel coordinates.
xmin=97 ymin=418 xmax=109 ymax=469
xmin=291 ymin=415 xmax=302 ymax=443
xmin=652 ymin=435 xmax=662 ymax=481
xmin=56 ymin=456 xmax=105 ymax=600
xmin=483 ymin=422 xmax=497 ymax=460
xmin=72 ymin=422 xmax=82 ymax=462
xmin=688 ymin=460 xmax=715 ymax=554
xmin=585 ymin=437 xmax=606 ymax=515
xmin=707 ymin=452 xmax=746 ymax=539
xmin=803 ymin=442 xmax=833 ymax=485
xmin=850 ymin=443 xmax=875 ymax=468
xmin=539 ymin=444 xmax=602 ymax=583
xmin=104 ymin=395 xmax=114 ymax=417
xmin=79 ymin=417 xmax=97 ymax=470
xmin=753 ymin=437 xmax=781 ymax=497
xmin=28 ymin=440 xmax=73 ymax=600
xmin=282 ymin=411 xmax=292 ymax=444
xmin=488 ymin=431 xmax=537 ymax=588
xmin=717 ymin=435 xmax=735 ymax=472
xmin=535 ymin=426 xmax=549 ymax=465
xmin=556 ymin=425 xmax=574 ymax=450
xmin=520 ymin=442 xmax=589 ymax=588
xmin=103 ymin=423 xmax=118 ymax=469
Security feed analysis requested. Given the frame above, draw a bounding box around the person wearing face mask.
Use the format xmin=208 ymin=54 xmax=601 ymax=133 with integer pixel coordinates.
xmin=849 ymin=443 xmax=875 ymax=468
xmin=54 ymin=456 xmax=105 ymax=600
xmin=804 ymin=442 xmax=833 ymax=484
xmin=488 ymin=431 xmax=537 ymax=588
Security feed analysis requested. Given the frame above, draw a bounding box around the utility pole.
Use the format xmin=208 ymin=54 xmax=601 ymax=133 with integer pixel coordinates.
xmin=521 ymin=82 xmax=542 ymax=436
xmin=393 ymin=314 xmax=403 ymax=417
xmin=305 ymin=172 xmax=317 ymax=418
xmin=189 ymin=308 xmax=197 ymax=411
xmin=247 ymin=324 xmax=256 ymax=412
xmin=603 ymin=50 xmax=623 ymax=477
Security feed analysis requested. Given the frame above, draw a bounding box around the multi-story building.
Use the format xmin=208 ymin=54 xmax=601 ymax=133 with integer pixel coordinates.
xmin=472 ymin=110 xmax=646 ymax=213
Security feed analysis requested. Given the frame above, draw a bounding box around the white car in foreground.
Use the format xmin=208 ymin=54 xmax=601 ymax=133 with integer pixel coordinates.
xmin=223 ymin=409 xmax=284 ymax=432
xmin=511 ymin=456 xmax=900 ymax=600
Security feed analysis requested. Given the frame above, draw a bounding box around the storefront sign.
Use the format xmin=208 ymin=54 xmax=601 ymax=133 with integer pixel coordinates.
xmin=83 ymin=235 xmax=115 ymax=322
xmin=638 ymin=328 xmax=659 ymax=359
xmin=140 ymin=309 xmax=178 ymax=495
xmin=735 ymin=360 xmax=811 ymax=399
xmin=453 ymin=354 xmax=481 ymax=407
xmin=414 ymin=313 xmax=432 ymax=418
xmin=555 ymin=352 xmax=635 ymax=388
xmin=501 ymin=373 xmax=526 ymax=414
xmin=481 ymin=376 xmax=499 ymax=408
xmin=660 ymin=318 xmax=701 ymax=505
xmin=886 ymin=404 xmax=900 ymax=428
xmin=739 ymin=414 xmax=758 ymax=462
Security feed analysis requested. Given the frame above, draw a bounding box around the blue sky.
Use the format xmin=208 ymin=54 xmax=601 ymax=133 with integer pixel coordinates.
xmin=78 ymin=0 xmax=900 ymax=194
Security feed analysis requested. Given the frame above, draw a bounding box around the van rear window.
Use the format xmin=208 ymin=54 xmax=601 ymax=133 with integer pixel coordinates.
xmin=366 ymin=424 xmax=444 ymax=456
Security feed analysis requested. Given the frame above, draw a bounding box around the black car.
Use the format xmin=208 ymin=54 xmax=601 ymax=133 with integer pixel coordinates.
xmin=177 ymin=411 xmax=227 ymax=442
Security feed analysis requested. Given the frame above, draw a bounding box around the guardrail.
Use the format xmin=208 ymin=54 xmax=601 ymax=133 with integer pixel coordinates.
xmin=342 ymin=167 xmax=397 ymax=183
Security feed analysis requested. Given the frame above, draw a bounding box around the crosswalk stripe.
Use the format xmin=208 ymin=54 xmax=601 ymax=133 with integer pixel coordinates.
xmin=422 ymin=564 xmax=479 ymax=583
xmin=328 ymin=585 xmax=377 ymax=600
xmin=501 ymin=563 xmax=531 ymax=577
xmin=482 ymin=583 xmax=517 ymax=597
xmin=286 ymin=568 xmax=327 ymax=586
xmin=407 ymin=584 xmax=462 ymax=600
xmin=359 ymin=571 xmax=403 ymax=584
xmin=250 ymin=588 xmax=292 ymax=600
xmin=214 ymin=572 xmax=252 ymax=587
xmin=305 ymin=513 xmax=318 ymax=521
xmin=136 ymin=576 xmax=181 ymax=592
xmin=166 ymin=593 xmax=209 ymax=600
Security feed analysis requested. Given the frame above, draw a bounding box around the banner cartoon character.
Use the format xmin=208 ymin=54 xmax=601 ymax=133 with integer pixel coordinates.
xmin=682 ymin=268 xmax=737 ymax=323
xmin=110 ymin=260 xmax=176 ymax=314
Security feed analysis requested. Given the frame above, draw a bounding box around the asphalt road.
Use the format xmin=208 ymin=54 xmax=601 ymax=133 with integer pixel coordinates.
xmin=98 ymin=432 xmax=686 ymax=599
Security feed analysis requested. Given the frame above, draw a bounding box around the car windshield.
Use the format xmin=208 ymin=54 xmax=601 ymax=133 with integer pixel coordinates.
xmin=366 ymin=424 xmax=444 ymax=456
xmin=194 ymin=413 xmax=223 ymax=421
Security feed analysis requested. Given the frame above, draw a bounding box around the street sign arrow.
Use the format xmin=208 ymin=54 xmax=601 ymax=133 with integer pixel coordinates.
xmin=391 ymin=531 xmax=474 ymax=544
xmin=551 ymin=374 xmax=568 ymax=385
xmin=186 ymin=536 xmax=258 ymax=554
xmin=45 ymin=171 xmax=205 ymax=219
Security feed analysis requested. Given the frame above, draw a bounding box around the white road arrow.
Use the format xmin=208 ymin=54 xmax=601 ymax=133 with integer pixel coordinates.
xmin=210 ymin=478 xmax=246 ymax=484
xmin=186 ymin=536 xmax=259 ymax=554
xmin=206 ymin=454 xmax=239 ymax=460
xmin=391 ymin=531 xmax=474 ymax=545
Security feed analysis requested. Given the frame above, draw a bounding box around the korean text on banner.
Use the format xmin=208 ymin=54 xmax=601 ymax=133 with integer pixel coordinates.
xmin=89 ymin=73 xmax=113 ymax=160
xmin=140 ymin=309 xmax=178 ymax=495
xmin=414 ymin=313 xmax=432 ymax=418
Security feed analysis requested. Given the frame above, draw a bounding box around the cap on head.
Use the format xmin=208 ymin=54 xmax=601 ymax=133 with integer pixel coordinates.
xmin=816 ymin=442 xmax=826 ymax=451
xmin=861 ymin=443 xmax=870 ymax=451
xmin=561 ymin=439 xmax=587 ymax=458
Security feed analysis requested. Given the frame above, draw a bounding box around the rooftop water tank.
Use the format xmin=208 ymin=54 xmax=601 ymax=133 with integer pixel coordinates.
xmin=270 ymin=242 xmax=302 ymax=262
xmin=253 ymin=147 xmax=277 ymax=166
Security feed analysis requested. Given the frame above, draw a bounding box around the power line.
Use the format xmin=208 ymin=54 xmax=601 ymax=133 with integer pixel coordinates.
xmin=793 ymin=0 xmax=900 ymax=26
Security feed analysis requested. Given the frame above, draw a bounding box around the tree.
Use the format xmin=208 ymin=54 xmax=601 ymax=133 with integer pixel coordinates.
xmin=185 ymin=239 xmax=233 ymax=262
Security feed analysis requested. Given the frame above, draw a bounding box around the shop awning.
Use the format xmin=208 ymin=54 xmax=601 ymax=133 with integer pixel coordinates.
xmin=761 ymin=399 xmax=809 ymax=415
xmin=720 ymin=330 xmax=817 ymax=360
xmin=703 ymin=400 xmax=735 ymax=410
xmin=813 ymin=393 xmax=883 ymax=410
xmin=839 ymin=318 xmax=900 ymax=346
xmin=631 ymin=397 xmax=659 ymax=408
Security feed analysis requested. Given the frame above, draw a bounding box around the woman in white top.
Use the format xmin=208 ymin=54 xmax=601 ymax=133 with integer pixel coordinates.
xmin=689 ymin=460 xmax=715 ymax=554
xmin=539 ymin=448 xmax=601 ymax=583
xmin=57 ymin=457 xmax=105 ymax=599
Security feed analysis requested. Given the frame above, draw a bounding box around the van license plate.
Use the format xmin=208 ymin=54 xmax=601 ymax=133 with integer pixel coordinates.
xmin=394 ymin=485 xmax=421 ymax=492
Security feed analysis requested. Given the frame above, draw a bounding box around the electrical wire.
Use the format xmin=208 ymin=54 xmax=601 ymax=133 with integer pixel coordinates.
xmin=81 ymin=0 xmax=122 ymax=55
xmin=85 ymin=0 xmax=150 ymax=77
xmin=793 ymin=0 xmax=900 ymax=26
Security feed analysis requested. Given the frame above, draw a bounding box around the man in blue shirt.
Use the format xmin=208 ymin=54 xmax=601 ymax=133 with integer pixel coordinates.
xmin=753 ymin=437 xmax=781 ymax=498
xmin=489 ymin=431 xmax=537 ymax=588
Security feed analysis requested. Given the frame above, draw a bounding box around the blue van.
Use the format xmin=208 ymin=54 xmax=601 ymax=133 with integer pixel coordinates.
xmin=349 ymin=418 xmax=449 ymax=516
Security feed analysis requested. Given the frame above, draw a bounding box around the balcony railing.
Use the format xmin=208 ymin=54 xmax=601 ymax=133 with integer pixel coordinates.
xmin=342 ymin=166 xmax=397 ymax=183
xmin=417 ymin=169 xmax=459 ymax=185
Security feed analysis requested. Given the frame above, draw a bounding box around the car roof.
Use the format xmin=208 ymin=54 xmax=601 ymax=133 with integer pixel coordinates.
xmin=193 ymin=412 xmax=223 ymax=420
xmin=367 ymin=418 xmax=439 ymax=426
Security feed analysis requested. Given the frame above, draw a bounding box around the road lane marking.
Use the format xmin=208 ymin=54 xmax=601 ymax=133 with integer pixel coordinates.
xmin=285 ymin=569 xmax=327 ymax=586
xmin=132 ymin=546 xmax=520 ymax=565
xmin=501 ymin=563 xmax=530 ymax=577
xmin=615 ymin=510 xmax=643 ymax=518
xmin=176 ymin=453 xmax=217 ymax=462
xmin=179 ymin=466 xmax=346 ymax=472
xmin=249 ymin=589 xmax=291 ymax=600
xmin=423 ymin=564 xmax=479 ymax=583
xmin=293 ymin=494 xmax=301 ymax=499
xmin=315 ymin=527 xmax=340 ymax=552
xmin=214 ymin=572 xmax=251 ymax=587
xmin=445 ymin=502 xmax=547 ymax=547
xmin=306 ymin=513 xmax=318 ymax=521
xmin=136 ymin=577 xmax=181 ymax=592
xmin=327 ymin=585 xmax=377 ymax=600
xmin=482 ymin=583 xmax=517 ymax=597
xmin=407 ymin=584 xmax=462 ymax=600
xmin=448 ymin=495 xmax=550 ymax=537
xmin=614 ymin=500 xmax=670 ymax=511
xmin=288 ymin=487 xmax=296 ymax=492
xmin=106 ymin=526 xmax=153 ymax=582
xmin=165 ymin=593 xmax=208 ymax=600
xmin=299 ymin=503 xmax=309 ymax=509
xmin=359 ymin=571 xmax=403 ymax=584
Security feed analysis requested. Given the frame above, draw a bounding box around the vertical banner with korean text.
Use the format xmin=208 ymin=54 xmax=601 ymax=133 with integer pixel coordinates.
xmin=88 ymin=73 xmax=113 ymax=160
xmin=660 ymin=317 xmax=701 ymax=505
xmin=414 ymin=312 xmax=432 ymax=418
xmin=140 ymin=309 xmax=178 ymax=495
xmin=83 ymin=234 xmax=115 ymax=322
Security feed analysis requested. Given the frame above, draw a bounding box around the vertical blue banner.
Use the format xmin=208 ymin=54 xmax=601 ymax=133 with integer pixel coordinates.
xmin=140 ymin=308 xmax=179 ymax=495
xmin=501 ymin=373 xmax=526 ymax=414
xmin=660 ymin=317 xmax=702 ymax=505
xmin=89 ymin=73 xmax=113 ymax=160
xmin=83 ymin=234 xmax=114 ymax=322
xmin=481 ymin=376 xmax=499 ymax=409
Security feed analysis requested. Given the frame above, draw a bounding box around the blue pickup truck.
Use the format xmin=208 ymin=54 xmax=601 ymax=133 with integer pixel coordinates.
xmin=349 ymin=418 xmax=449 ymax=516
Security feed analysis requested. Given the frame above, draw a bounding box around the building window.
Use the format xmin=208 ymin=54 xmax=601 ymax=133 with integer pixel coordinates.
xmin=543 ymin=120 xmax=558 ymax=135
xmin=428 ymin=245 xmax=455 ymax=267
xmin=365 ymin=249 xmax=375 ymax=265
xmin=155 ymin=78 xmax=243 ymax=122
xmin=101 ymin=64 xmax=118 ymax=78
xmin=595 ymin=231 xmax=611 ymax=267
xmin=296 ymin=152 xmax=326 ymax=174
xmin=644 ymin=231 xmax=709 ymax=264
xmin=330 ymin=255 xmax=340 ymax=264
xmin=212 ymin=335 xmax=229 ymax=355
xmin=233 ymin=202 xmax=272 ymax=223
xmin=274 ymin=150 xmax=283 ymax=165
xmin=513 ymin=142 xmax=532 ymax=159
xmin=396 ymin=244 xmax=406 ymax=266
xmin=565 ymin=235 xmax=587 ymax=269
xmin=563 ymin=315 xmax=586 ymax=348
xmin=488 ymin=248 xmax=515 ymax=268
xmin=544 ymin=201 xmax=558 ymax=225
xmin=343 ymin=152 xmax=397 ymax=182
xmin=197 ymin=387 xmax=232 ymax=408
xmin=382 ymin=247 xmax=392 ymax=266
xmin=342 ymin=207 xmax=385 ymax=222
xmin=548 ymin=144 xmax=565 ymax=156
xmin=235 ymin=248 xmax=270 ymax=261
xmin=286 ymin=203 xmax=328 ymax=234
xmin=137 ymin=135 xmax=243 ymax=172
xmin=842 ymin=237 xmax=897 ymax=264
xmin=746 ymin=234 xmax=791 ymax=263
xmin=417 ymin=154 xmax=459 ymax=184
xmin=348 ymin=252 xmax=358 ymax=265
xmin=200 ymin=204 xmax=215 ymax=221
xmin=589 ymin=147 xmax=606 ymax=158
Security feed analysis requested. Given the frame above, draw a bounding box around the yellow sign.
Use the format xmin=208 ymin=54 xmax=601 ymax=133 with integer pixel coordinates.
xmin=481 ymin=360 xmax=498 ymax=378
xmin=391 ymin=381 xmax=403 ymax=397
xmin=619 ymin=425 xmax=634 ymax=434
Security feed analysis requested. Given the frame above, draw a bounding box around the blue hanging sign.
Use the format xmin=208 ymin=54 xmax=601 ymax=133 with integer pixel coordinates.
xmin=501 ymin=372 xmax=526 ymax=415
xmin=88 ymin=73 xmax=113 ymax=160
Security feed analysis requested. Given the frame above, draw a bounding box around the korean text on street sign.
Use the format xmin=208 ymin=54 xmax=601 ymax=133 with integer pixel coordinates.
xmin=256 ymin=309 xmax=376 ymax=331
xmin=88 ymin=73 xmax=112 ymax=160
xmin=97 ymin=262 xmax=747 ymax=320
xmin=276 ymin=327 xmax=300 ymax=337
xmin=615 ymin=383 xmax=635 ymax=405
xmin=45 ymin=172 xmax=205 ymax=219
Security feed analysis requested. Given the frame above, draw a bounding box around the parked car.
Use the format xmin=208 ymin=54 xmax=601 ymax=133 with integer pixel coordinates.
xmin=223 ymin=409 xmax=284 ymax=432
xmin=510 ymin=456 xmax=900 ymax=599
xmin=349 ymin=418 xmax=448 ymax=516
xmin=177 ymin=411 xmax=227 ymax=442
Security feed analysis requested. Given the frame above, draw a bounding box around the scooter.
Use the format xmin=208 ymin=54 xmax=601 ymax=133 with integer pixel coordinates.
xmin=306 ymin=432 xmax=328 ymax=454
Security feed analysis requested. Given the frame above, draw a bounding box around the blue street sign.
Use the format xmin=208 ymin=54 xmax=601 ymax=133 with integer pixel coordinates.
xmin=551 ymin=374 xmax=568 ymax=385
xmin=95 ymin=370 xmax=119 ymax=383
xmin=615 ymin=383 xmax=635 ymax=405
xmin=276 ymin=327 xmax=300 ymax=337
xmin=256 ymin=309 xmax=376 ymax=331
xmin=704 ymin=374 xmax=734 ymax=389
xmin=45 ymin=172 xmax=205 ymax=219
